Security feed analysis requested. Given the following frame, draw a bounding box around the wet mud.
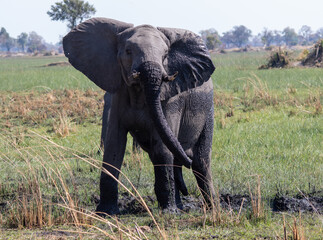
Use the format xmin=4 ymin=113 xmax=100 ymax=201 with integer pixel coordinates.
xmin=116 ymin=192 xmax=323 ymax=215
xmin=272 ymin=194 xmax=322 ymax=214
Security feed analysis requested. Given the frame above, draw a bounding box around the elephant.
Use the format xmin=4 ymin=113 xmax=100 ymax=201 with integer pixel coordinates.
xmin=100 ymin=92 xmax=141 ymax=153
xmin=63 ymin=17 xmax=216 ymax=214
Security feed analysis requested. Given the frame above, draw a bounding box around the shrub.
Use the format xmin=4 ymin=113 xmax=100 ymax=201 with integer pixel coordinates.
xmin=259 ymin=48 xmax=290 ymax=69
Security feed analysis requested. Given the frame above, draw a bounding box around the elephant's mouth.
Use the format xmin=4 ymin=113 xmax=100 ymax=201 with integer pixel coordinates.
xmin=137 ymin=61 xmax=192 ymax=168
xmin=129 ymin=70 xmax=141 ymax=80
xmin=128 ymin=69 xmax=178 ymax=83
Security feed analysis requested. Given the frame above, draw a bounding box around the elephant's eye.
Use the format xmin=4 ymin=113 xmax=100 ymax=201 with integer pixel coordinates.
xmin=126 ymin=49 xmax=132 ymax=55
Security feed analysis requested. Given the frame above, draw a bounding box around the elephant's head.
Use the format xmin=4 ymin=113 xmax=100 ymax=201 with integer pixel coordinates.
xmin=63 ymin=18 xmax=215 ymax=168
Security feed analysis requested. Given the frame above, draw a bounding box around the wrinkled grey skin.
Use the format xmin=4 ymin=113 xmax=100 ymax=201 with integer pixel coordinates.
xmin=100 ymin=92 xmax=141 ymax=153
xmin=63 ymin=18 xmax=216 ymax=215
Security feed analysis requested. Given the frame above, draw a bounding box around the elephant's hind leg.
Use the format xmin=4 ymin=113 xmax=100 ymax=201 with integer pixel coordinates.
xmin=192 ymin=109 xmax=215 ymax=208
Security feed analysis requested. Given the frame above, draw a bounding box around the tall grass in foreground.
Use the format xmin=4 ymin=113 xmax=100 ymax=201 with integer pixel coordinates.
xmin=0 ymin=130 xmax=317 ymax=239
xmin=0 ymin=129 xmax=165 ymax=239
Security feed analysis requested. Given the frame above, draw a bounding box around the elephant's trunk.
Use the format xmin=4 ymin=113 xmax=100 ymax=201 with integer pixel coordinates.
xmin=138 ymin=62 xmax=192 ymax=168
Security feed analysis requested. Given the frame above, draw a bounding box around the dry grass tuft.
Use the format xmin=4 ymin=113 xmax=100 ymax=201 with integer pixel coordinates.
xmin=248 ymin=175 xmax=264 ymax=220
xmin=52 ymin=111 xmax=75 ymax=138
xmin=282 ymin=212 xmax=306 ymax=240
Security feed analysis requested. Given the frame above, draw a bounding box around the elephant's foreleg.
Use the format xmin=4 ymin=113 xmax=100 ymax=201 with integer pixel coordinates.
xmin=96 ymin=120 xmax=127 ymax=215
xmin=151 ymin=148 xmax=177 ymax=212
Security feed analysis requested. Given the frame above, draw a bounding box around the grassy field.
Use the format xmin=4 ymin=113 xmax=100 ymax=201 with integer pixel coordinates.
xmin=0 ymin=52 xmax=322 ymax=239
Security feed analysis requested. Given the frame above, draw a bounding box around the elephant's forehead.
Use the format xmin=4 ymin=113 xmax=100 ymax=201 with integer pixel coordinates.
xmin=120 ymin=25 xmax=165 ymax=42
xmin=127 ymin=32 xmax=168 ymax=53
xmin=131 ymin=29 xmax=162 ymax=41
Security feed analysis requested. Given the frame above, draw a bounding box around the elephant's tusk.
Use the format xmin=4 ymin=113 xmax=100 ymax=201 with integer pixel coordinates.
xmin=167 ymin=71 xmax=178 ymax=81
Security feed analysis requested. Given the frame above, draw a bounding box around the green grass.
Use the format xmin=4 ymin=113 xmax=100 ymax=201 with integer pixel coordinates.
xmin=0 ymin=52 xmax=322 ymax=239
xmin=212 ymin=51 xmax=323 ymax=92
xmin=209 ymin=51 xmax=323 ymax=198
xmin=212 ymin=107 xmax=322 ymax=197
xmin=0 ymin=56 xmax=97 ymax=91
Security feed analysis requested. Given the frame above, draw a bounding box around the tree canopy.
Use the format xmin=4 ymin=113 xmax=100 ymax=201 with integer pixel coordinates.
xmin=282 ymin=27 xmax=298 ymax=46
xmin=261 ymin=28 xmax=275 ymax=47
xmin=47 ymin=0 xmax=96 ymax=30
xmin=27 ymin=32 xmax=46 ymax=53
xmin=222 ymin=25 xmax=252 ymax=48
xmin=17 ymin=32 xmax=28 ymax=52
xmin=0 ymin=27 xmax=15 ymax=52
xmin=200 ymin=29 xmax=221 ymax=50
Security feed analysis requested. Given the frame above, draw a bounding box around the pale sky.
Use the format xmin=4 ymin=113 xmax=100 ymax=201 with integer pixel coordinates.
xmin=1 ymin=0 xmax=322 ymax=44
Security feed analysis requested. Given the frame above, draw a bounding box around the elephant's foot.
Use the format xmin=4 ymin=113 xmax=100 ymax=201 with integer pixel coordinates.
xmin=175 ymin=189 xmax=183 ymax=210
xmin=176 ymin=201 xmax=183 ymax=210
xmin=161 ymin=205 xmax=181 ymax=215
xmin=96 ymin=203 xmax=120 ymax=217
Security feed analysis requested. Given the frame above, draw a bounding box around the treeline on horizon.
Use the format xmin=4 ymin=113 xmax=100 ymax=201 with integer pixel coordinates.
xmin=200 ymin=25 xmax=323 ymax=50
xmin=0 ymin=27 xmax=61 ymax=54
xmin=0 ymin=24 xmax=322 ymax=53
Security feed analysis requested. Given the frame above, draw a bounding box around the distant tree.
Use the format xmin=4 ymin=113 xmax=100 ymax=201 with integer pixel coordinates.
xmin=17 ymin=32 xmax=28 ymax=52
xmin=273 ymin=30 xmax=283 ymax=46
xmin=310 ymin=28 xmax=323 ymax=44
xmin=261 ymin=28 xmax=274 ymax=47
xmin=251 ymin=34 xmax=263 ymax=47
xmin=47 ymin=0 xmax=96 ymax=30
xmin=315 ymin=28 xmax=323 ymax=39
xmin=0 ymin=27 xmax=7 ymax=36
xmin=0 ymin=27 xmax=15 ymax=52
xmin=200 ymin=28 xmax=221 ymax=50
xmin=308 ymin=33 xmax=319 ymax=44
xmin=27 ymin=31 xmax=47 ymax=53
xmin=282 ymin=27 xmax=298 ymax=47
xmin=221 ymin=31 xmax=233 ymax=48
xmin=223 ymin=25 xmax=252 ymax=48
xmin=298 ymin=25 xmax=312 ymax=45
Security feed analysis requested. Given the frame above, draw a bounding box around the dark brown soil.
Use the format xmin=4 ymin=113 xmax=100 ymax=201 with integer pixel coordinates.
xmin=116 ymin=192 xmax=323 ymax=214
xmin=272 ymin=194 xmax=323 ymax=214
xmin=41 ymin=61 xmax=70 ymax=67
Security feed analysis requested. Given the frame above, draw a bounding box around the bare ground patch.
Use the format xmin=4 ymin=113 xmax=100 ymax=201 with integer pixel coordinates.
xmin=40 ymin=61 xmax=71 ymax=67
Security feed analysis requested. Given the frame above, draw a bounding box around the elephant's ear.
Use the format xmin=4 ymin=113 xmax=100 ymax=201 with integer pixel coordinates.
xmin=63 ymin=18 xmax=133 ymax=93
xmin=158 ymin=27 xmax=215 ymax=100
